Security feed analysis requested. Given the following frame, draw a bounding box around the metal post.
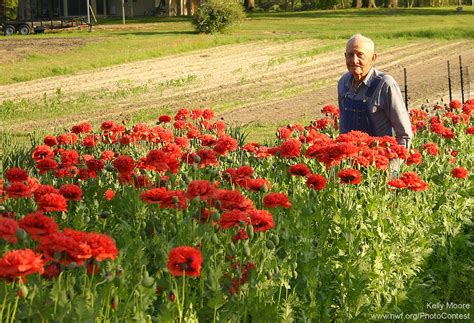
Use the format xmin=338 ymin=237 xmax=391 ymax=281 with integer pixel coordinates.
xmin=122 ymin=0 xmax=126 ymax=24
xmin=447 ymin=61 xmax=452 ymax=103
xmin=459 ymin=55 xmax=464 ymax=104
xmin=86 ymin=0 xmax=91 ymax=25
xmin=403 ymin=67 xmax=408 ymax=109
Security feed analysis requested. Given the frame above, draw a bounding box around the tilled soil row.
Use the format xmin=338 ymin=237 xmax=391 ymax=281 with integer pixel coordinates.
xmin=1 ymin=39 xmax=472 ymax=132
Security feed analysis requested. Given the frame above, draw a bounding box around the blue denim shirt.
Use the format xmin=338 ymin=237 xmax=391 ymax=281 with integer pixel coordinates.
xmin=338 ymin=68 xmax=413 ymax=147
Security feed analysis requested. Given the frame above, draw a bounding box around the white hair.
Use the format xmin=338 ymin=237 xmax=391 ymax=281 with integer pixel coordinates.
xmin=347 ymin=33 xmax=375 ymax=53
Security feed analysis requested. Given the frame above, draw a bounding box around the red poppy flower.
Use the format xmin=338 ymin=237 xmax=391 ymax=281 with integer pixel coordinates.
xmin=43 ymin=135 xmax=58 ymax=147
xmin=199 ymin=134 xmax=217 ymax=147
xmin=214 ymin=135 xmax=238 ymax=156
xmin=0 ymin=249 xmax=44 ymax=281
xmin=0 ymin=218 xmax=19 ymax=243
xmin=197 ymin=149 xmax=219 ymax=168
xmin=407 ymin=150 xmax=423 ymax=165
xmin=220 ymin=210 xmax=249 ymax=229
xmin=387 ymin=179 xmax=407 ymax=189
xmin=36 ymin=158 xmax=59 ymax=175
xmin=81 ymin=232 xmax=119 ymax=262
xmin=187 ymin=128 xmax=201 ymax=139
xmin=289 ymin=163 xmax=311 ymax=177
xmin=174 ymin=108 xmax=191 ymax=121
xmin=373 ymin=155 xmax=389 ymax=171
xmin=463 ymin=104 xmax=473 ymax=116
xmin=279 ymin=138 xmax=302 ymax=158
xmin=55 ymin=166 xmax=79 ymax=179
xmin=243 ymin=178 xmax=271 ymax=192
xmin=5 ymin=182 xmax=32 ymax=199
xmin=82 ymin=134 xmax=99 ymax=147
xmin=37 ymin=193 xmax=68 ymax=212
xmin=223 ymin=166 xmax=254 ymax=187
xmin=5 ymin=168 xmax=29 ymax=182
xmin=212 ymin=189 xmax=254 ymax=211
xmin=422 ymin=142 xmax=440 ymax=156
xmin=174 ymin=136 xmax=190 ymax=148
xmin=101 ymin=150 xmax=115 ymax=161
xmin=315 ymin=117 xmax=336 ymax=130
xmin=61 ymin=149 xmax=79 ymax=166
xmin=337 ymin=169 xmax=362 ymax=185
xmin=449 ymin=100 xmax=462 ymax=110
xmin=104 ymin=189 xmax=116 ymax=201
xmin=186 ymin=180 xmax=216 ymax=202
xmin=188 ymin=108 xmax=202 ymax=120
xmin=173 ymin=120 xmax=187 ymax=130
xmin=32 ymin=145 xmax=55 ymax=162
xmin=18 ymin=211 xmax=59 ymax=243
xmin=86 ymin=159 xmax=105 ymax=172
xmin=140 ymin=188 xmax=168 ymax=204
xmin=202 ymin=109 xmax=214 ymax=120
xmin=71 ymin=122 xmax=92 ymax=134
xmin=39 ymin=232 xmax=81 ymax=265
xmin=321 ymin=104 xmax=340 ymax=118
xmin=33 ymin=184 xmax=59 ymax=201
xmin=159 ymin=190 xmax=187 ymax=209
xmin=159 ymin=115 xmax=172 ymax=123
xmin=59 ymin=184 xmax=83 ymax=201
xmin=263 ymin=192 xmax=292 ymax=209
xmin=213 ymin=121 xmax=226 ymax=132
xmin=249 ymin=210 xmax=274 ymax=232
xmin=56 ymin=133 xmax=78 ymax=145
xmin=167 ymin=246 xmax=203 ymax=277
xmin=306 ymin=174 xmax=327 ymax=190
xmin=277 ymin=127 xmax=293 ymax=139
xmin=113 ymin=155 xmax=135 ymax=174
xmin=400 ymin=172 xmax=429 ymax=191
xmin=451 ymin=167 xmax=469 ymax=179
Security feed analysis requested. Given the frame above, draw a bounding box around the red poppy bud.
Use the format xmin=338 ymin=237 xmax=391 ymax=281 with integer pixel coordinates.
xmin=111 ymin=295 xmax=118 ymax=310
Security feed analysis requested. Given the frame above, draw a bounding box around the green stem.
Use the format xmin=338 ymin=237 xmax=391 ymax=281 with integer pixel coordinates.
xmin=0 ymin=283 xmax=8 ymax=322
xmin=9 ymin=290 xmax=19 ymax=323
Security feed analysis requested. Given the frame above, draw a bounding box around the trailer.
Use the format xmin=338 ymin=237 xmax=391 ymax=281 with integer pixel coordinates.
xmin=1 ymin=0 xmax=89 ymax=35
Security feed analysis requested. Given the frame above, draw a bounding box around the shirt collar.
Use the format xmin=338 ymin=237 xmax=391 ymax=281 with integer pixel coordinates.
xmin=347 ymin=67 xmax=376 ymax=89
xmin=362 ymin=67 xmax=376 ymax=87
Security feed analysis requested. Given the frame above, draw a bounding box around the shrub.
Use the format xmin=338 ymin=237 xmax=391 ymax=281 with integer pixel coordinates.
xmin=192 ymin=0 xmax=245 ymax=34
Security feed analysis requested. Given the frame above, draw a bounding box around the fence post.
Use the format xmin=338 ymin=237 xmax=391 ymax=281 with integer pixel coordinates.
xmin=447 ymin=60 xmax=452 ymax=103
xmin=403 ymin=67 xmax=408 ymax=109
xmin=459 ymin=56 xmax=464 ymax=104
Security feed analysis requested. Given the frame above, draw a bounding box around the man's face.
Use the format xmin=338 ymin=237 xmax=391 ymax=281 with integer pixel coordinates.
xmin=345 ymin=38 xmax=376 ymax=82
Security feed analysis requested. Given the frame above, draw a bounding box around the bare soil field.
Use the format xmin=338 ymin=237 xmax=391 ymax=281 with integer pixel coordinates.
xmin=0 ymin=38 xmax=472 ymax=132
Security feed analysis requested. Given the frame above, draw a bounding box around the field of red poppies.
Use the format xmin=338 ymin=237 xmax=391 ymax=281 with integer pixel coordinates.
xmin=0 ymin=99 xmax=472 ymax=321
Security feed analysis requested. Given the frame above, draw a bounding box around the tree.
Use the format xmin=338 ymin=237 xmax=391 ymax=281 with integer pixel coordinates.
xmin=177 ymin=0 xmax=182 ymax=15
xmin=244 ymin=0 xmax=255 ymax=10
xmin=368 ymin=0 xmax=377 ymax=7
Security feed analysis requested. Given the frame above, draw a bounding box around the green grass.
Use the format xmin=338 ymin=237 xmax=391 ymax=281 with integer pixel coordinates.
xmin=0 ymin=7 xmax=472 ymax=85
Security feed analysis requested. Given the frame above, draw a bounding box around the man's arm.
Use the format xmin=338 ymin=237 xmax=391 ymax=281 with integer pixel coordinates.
xmin=384 ymin=80 xmax=413 ymax=148
xmin=337 ymin=76 xmax=347 ymax=134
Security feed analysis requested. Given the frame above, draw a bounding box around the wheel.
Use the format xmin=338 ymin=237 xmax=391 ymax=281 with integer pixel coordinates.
xmin=18 ymin=24 xmax=30 ymax=35
xmin=4 ymin=24 xmax=16 ymax=36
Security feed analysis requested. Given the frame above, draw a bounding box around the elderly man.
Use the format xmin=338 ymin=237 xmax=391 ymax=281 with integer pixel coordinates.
xmin=338 ymin=34 xmax=413 ymax=148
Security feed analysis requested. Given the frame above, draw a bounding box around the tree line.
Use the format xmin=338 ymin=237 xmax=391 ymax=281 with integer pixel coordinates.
xmin=244 ymin=0 xmax=467 ymax=10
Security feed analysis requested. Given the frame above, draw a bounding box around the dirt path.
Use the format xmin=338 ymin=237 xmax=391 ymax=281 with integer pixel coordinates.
xmin=0 ymin=39 xmax=472 ymax=132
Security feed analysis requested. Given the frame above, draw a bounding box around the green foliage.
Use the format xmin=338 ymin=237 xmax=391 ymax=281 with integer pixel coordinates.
xmin=192 ymin=0 xmax=246 ymax=34
xmin=4 ymin=0 xmax=18 ymax=20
